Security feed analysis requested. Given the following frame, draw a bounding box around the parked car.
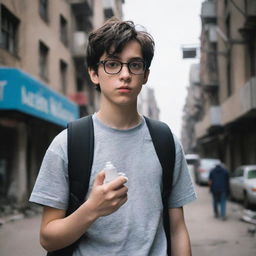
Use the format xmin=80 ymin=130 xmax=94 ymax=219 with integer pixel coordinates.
xmin=185 ymin=154 xmax=199 ymax=174
xmin=195 ymin=158 xmax=221 ymax=185
xmin=229 ymin=165 xmax=256 ymax=208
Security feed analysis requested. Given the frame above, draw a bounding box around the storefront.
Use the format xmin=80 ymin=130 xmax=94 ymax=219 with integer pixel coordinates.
xmin=0 ymin=67 xmax=79 ymax=206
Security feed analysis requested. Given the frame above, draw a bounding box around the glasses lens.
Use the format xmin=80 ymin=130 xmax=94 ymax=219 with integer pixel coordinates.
xmin=104 ymin=60 xmax=121 ymax=74
xmin=129 ymin=61 xmax=145 ymax=74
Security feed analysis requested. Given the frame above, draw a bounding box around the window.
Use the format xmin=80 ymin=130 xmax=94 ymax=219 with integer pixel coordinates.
xmin=104 ymin=9 xmax=114 ymax=19
xmin=60 ymin=60 xmax=67 ymax=94
xmin=76 ymin=78 xmax=83 ymax=92
xmin=39 ymin=41 xmax=49 ymax=80
xmin=234 ymin=168 xmax=243 ymax=177
xmin=39 ymin=0 xmax=48 ymax=22
xmin=248 ymin=169 xmax=256 ymax=179
xmin=0 ymin=5 xmax=19 ymax=55
xmin=227 ymin=57 xmax=232 ymax=96
xmin=248 ymin=34 xmax=256 ymax=76
xmin=60 ymin=15 xmax=68 ymax=46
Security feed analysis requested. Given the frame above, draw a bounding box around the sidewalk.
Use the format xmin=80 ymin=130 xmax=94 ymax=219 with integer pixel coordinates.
xmin=0 ymin=214 xmax=45 ymax=256
xmin=0 ymin=204 xmax=42 ymax=226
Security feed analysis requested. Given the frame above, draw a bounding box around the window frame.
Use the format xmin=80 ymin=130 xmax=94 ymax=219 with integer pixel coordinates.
xmin=60 ymin=14 xmax=68 ymax=47
xmin=39 ymin=0 xmax=48 ymax=22
xmin=39 ymin=41 xmax=49 ymax=81
xmin=60 ymin=59 xmax=68 ymax=94
xmin=0 ymin=4 xmax=19 ymax=55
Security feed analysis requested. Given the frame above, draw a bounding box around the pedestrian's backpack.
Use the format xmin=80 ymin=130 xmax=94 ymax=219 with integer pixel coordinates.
xmin=47 ymin=115 xmax=175 ymax=256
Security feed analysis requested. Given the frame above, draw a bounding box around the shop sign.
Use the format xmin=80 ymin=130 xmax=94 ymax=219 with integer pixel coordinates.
xmin=0 ymin=68 xmax=79 ymax=127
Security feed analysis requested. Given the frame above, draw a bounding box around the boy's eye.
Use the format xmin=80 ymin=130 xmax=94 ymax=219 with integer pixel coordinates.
xmin=130 ymin=61 xmax=143 ymax=69
xmin=105 ymin=61 xmax=120 ymax=68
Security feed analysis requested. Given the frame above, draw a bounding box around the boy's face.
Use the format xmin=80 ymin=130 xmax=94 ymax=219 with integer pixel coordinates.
xmin=88 ymin=40 xmax=149 ymax=107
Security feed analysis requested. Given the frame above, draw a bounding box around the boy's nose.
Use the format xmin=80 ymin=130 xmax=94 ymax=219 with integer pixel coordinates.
xmin=119 ymin=64 xmax=131 ymax=78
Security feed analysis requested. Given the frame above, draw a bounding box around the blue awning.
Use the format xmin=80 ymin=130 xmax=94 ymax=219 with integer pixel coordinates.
xmin=0 ymin=67 xmax=79 ymax=127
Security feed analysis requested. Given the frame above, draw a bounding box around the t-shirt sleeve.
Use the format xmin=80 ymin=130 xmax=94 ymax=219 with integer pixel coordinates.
xmin=168 ymin=134 xmax=197 ymax=208
xmin=29 ymin=130 xmax=69 ymax=210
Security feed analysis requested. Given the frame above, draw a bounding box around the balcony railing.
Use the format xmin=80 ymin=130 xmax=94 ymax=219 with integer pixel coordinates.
xmin=195 ymin=106 xmax=221 ymax=138
xmin=201 ymin=52 xmax=218 ymax=88
xmin=72 ymin=32 xmax=88 ymax=58
xmin=196 ymin=77 xmax=256 ymax=138
xmin=221 ymin=77 xmax=256 ymax=125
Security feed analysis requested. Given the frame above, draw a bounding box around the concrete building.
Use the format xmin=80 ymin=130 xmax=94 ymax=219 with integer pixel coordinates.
xmin=0 ymin=0 xmax=124 ymax=208
xmin=181 ymin=63 xmax=202 ymax=153
xmin=192 ymin=0 xmax=256 ymax=171
xmin=138 ymin=86 xmax=160 ymax=120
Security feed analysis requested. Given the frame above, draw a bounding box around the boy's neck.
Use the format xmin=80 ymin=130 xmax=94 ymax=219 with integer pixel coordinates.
xmin=96 ymin=104 xmax=141 ymax=130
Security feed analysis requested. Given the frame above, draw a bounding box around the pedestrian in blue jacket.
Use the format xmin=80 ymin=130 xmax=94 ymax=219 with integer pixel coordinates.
xmin=209 ymin=163 xmax=230 ymax=220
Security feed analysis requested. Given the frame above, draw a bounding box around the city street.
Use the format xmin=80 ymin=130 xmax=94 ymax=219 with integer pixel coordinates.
xmin=185 ymin=184 xmax=256 ymax=256
xmin=1 ymin=1 xmax=256 ymax=255
xmin=0 ymin=184 xmax=255 ymax=256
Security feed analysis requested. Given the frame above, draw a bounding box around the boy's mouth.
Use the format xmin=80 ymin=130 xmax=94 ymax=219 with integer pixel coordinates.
xmin=117 ymin=86 xmax=131 ymax=93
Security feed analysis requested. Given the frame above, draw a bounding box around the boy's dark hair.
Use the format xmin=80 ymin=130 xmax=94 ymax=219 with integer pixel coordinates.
xmin=86 ymin=17 xmax=155 ymax=72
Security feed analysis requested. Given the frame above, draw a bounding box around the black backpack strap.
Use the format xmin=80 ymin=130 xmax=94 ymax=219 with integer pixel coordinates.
xmin=67 ymin=115 xmax=94 ymax=215
xmin=47 ymin=115 xmax=94 ymax=256
xmin=144 ymin=116 xmax=176 ymax=256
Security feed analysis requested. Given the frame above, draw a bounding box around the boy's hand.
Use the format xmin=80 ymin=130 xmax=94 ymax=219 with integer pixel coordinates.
xmin=85 ymin=171 xmax=128 ymax=218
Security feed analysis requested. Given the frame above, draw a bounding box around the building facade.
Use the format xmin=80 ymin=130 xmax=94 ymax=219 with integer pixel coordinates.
xmin=138 ymin=86 xmax=160 ymax=120
xmin=181 ymin=63 xmax=202 ymax=153
xmin=0 ymin=0 xmax=124 ymax=208
xmin=183 ymin=0 xmax=256 ymax=172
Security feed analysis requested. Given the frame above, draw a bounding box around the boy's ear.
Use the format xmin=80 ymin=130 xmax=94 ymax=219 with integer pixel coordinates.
xmin=88 ymin=68 xmax=99 ymax=84
xmin=143 ymin=70 xmax=150 ymax=85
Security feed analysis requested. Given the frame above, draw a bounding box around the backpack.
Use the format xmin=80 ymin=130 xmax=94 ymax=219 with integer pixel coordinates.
xmin=47 ymin=115 xmax=175 ymax=256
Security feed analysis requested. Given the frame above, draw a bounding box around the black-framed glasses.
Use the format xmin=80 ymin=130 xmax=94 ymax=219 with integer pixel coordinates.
xmin=98 ymin=59 xmax=146 ymax=75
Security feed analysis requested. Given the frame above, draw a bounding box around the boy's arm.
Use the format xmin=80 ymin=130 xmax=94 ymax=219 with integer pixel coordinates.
xmin=40 ymin=171 xmax=128 ymax=252
xmin=169 ymin=207 xmax=192 ymax=256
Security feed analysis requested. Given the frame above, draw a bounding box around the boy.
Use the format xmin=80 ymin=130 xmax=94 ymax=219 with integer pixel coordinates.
xmin=30 ymin=18 xmax=196 ymax=256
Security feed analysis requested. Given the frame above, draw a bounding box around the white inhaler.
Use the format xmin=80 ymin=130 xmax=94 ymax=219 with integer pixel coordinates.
xmin=103 ymin=161 xmax=127 ymax=184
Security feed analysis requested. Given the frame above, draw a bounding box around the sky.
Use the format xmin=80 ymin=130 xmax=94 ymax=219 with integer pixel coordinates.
xmin=123 ymin=0 xmax=203 ymax=138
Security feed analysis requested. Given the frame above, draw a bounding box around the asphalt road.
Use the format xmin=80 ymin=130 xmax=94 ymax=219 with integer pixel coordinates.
xmin=0 ymin=184 xmax=255 ymax=256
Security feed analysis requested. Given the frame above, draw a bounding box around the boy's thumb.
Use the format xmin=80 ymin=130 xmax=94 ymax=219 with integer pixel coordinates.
xmin=94 ymin=171 xmax=105 ymax=186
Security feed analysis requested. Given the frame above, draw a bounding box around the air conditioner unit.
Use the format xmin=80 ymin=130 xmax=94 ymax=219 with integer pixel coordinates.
xmin=201 ymin=0 xmax=217 ymax=24
xmin=182 ymin=47 xmax=198 ymax=59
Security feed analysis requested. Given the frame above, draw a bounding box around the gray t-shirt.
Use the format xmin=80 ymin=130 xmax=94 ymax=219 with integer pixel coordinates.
xmin=30 ymin=114 xmax=196 ymax=256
